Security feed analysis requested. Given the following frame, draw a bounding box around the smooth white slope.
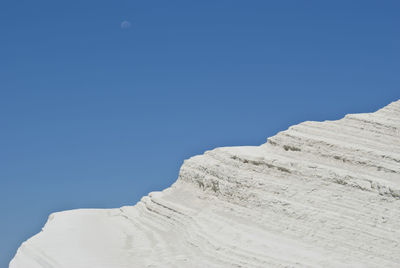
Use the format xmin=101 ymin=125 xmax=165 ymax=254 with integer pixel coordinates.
xmin=10 ymin=100 xmax=400 ymax=268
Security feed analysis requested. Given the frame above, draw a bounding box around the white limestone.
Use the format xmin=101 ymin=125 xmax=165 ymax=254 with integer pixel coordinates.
xmin=10 ymin=100 xmax=400 ymax=268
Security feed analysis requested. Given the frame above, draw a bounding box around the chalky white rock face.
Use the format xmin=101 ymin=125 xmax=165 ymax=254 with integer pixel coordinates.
xmin=10 ymin=100 xmax=400 ymax=268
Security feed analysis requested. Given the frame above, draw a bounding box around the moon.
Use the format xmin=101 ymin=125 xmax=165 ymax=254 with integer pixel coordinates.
xmin=120 ymin=20 xmax=131 ymax=29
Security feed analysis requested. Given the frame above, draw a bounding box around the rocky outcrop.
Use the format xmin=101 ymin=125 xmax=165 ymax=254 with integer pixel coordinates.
xmin=10 ymin=100 xmax=400 ymax=268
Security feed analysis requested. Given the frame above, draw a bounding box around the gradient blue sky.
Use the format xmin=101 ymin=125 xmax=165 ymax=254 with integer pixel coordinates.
xmin=1 ymin=0 xmax=399 ymax=266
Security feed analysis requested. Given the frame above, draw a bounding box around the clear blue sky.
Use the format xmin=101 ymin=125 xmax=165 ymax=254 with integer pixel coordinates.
xmin=1 ymin=0 xmax=399 ymax=266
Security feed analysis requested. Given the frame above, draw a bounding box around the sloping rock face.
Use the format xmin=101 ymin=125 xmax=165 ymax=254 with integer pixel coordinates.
xmin=10 ymin=100 xmax=400 ymax=268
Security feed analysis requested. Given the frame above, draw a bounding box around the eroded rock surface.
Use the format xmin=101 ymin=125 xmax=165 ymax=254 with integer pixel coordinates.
xmin=10 ymin=100 xmax=400 ymax=268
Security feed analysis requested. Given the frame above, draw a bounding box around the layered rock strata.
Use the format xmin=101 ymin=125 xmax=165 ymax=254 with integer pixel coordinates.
xmin=10 ymin=100 xmax=400 ymax=268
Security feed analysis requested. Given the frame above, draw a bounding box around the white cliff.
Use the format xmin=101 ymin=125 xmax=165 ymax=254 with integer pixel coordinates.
xmin=10 ymin=100 xmax=400 ymax=268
